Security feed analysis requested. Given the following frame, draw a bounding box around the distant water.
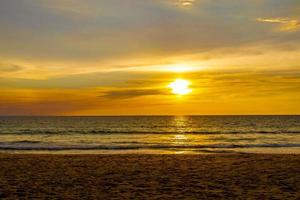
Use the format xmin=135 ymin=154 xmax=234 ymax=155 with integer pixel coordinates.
xmin=0 ymin=116 xmax=300 ymax=154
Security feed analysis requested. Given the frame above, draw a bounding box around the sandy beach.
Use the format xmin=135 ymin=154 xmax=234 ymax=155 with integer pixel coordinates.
xmin=0 ymin=154 xmax=299 ymax=199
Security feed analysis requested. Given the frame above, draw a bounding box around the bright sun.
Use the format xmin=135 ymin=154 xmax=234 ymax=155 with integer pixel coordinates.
xmin=168 ymin=79 xmax=192 ymax=95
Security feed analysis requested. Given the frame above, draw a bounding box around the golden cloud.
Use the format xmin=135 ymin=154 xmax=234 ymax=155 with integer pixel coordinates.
xmin=257 ymin=17 xmax=300 ymax=32
xmin=175 ymin=0 xmax=196 ymax=7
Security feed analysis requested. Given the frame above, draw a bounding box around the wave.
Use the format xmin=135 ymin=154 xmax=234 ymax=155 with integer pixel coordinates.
xmin=2 ymin=130 xmax=300 ymax=135
xmin=0 ymin=143 xmax=299 ymax=151
xmin=9 ymin=140 xmax=41 ymax=144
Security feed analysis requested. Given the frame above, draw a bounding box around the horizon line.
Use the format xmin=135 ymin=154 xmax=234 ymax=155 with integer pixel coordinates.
xmin=1 ymin=114 xmax=300 ymax=117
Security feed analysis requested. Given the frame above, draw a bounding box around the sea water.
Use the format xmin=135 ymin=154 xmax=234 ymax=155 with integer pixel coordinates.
xmin=0 ymin=116 xmax=299 ymax=154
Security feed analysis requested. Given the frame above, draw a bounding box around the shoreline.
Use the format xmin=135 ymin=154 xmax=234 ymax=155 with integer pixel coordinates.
xmin=0 ymin=153 xmax=299 ymax=199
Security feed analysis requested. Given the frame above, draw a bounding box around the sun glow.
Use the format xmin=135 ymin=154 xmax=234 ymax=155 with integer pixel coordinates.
xmin=168 ymin=79 xmax=192 ymax=95
xmin=168 ymin=64 xmax=193 ymax=73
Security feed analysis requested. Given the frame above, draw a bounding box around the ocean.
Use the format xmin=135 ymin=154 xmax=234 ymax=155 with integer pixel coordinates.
xmin=0 ymin=116 xmax=299 ymax=154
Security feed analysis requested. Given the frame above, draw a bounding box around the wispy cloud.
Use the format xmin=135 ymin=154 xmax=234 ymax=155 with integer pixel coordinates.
xmin=100 ymin=89 xmax=166 ymax=99
xmin=174 ymin=0 xmax=196 ymax=7
xmin=0 ymin=63 xmax=23 ymax=72
xmin=257 ymin=17 xmax=300 ymax=32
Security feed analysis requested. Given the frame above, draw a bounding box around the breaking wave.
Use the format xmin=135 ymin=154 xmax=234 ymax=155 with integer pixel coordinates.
xmin=0 ymin=142 xmax=299 ymax=151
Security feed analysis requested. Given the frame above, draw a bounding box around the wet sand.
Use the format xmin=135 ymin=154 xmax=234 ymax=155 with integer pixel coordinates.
xmin=0 ymin=154 xmax=299 ymax=199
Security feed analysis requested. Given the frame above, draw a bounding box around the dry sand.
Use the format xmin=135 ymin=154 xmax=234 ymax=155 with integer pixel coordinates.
xmin=0 ymin=154 xmax=299 ymax=199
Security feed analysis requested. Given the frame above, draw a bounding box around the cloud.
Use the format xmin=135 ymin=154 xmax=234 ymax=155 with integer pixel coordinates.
xmin=0 ymin=0 xmax=299 ymax=74
xmin=100 ymin=89 xmax=166 ymax=99
xmin=174 ymin=0 xmax=196 ymax=7
xmin=257 ymin=17 xmax=300 ymax=31
xmin=0 ymin=63 xmax=23 ymax=72
xmin=30 ymin=0 xmax=94 ymax=17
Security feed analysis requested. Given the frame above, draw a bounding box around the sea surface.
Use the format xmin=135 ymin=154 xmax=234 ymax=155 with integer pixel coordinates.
xmin=0 ymin=116 xmax=300 ymax=154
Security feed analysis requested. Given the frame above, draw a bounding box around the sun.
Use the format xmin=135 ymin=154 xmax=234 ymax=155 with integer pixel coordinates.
xmin=168 ymin=79 xmax=192 ymax=95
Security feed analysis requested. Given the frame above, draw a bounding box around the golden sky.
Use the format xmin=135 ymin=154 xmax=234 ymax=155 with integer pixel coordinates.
xmin=0 ymin=0 xmax=300 ymax=115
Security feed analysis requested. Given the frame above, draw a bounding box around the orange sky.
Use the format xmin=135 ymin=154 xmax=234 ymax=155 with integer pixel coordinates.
xmin=0 ymin=0 xmax=300 ymax=115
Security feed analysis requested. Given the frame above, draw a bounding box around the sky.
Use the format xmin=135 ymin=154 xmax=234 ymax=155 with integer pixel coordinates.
xmin=0 ymin=0 xmax=300 ymax=115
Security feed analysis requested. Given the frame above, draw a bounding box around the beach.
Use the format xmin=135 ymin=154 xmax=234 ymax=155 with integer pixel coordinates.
xmin=0 ymin=154 xmax=299 ymax=199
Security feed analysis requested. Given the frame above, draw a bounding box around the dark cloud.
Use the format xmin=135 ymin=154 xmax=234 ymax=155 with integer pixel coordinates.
xmin=100 ymin=89 xmax=167 ymax=99
xmin=0 ymin=63 xmax=23 ymax=72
